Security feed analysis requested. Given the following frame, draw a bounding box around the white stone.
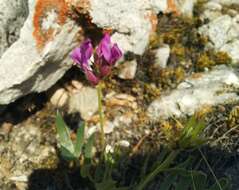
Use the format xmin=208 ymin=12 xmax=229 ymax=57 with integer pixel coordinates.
xmin=199 ymin=15 xmax=233 ymax=49
xmin=118 ymin=60 xmax=137 ymax=79
xmin=154 ymin=44 xmax=170 ymax=68
xmin=0 ymin=0 xmax=79 ymax=105
xmin=50 ymin=88 xmax=69 ymax=108
xmin=147 ymin=65 xmax=239 ymax=120
xmin=90 ymin=0 xmax=169 ymax=55
xmin=0 ymin=0 xmax=28 ymax=57
xmin=9 ymin=175 xmax=28 ymax=182
xmin=117 ymin=140 xmax=130 ymax=147
xmin=149 ymin=0 xmax=168 ymax=12
xmin=175 ymin=0 xmax=196 ymax=17
xmin=205 ymin=2 xmax=222 ymax=11
xmin=211 ymin=0 xmax=239 ymax=5
xmin=199 ymin=15 xmax=239 ymax=63
xmin=68 ymin=87 xmax=98 ymax=120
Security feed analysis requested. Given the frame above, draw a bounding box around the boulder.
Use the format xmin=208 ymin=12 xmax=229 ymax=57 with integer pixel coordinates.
xmin=147 ymin=65 xmax=239 ymax=120
xmin=0 ymin=0 xmax=197 ymax=105
xmin=0 ymin=0 xmax=80 ymax=105
xmin=199 ymin=2 xmax=239 ymax=64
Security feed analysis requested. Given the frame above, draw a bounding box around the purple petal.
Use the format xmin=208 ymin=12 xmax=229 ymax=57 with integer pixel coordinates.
xmin=99 ymin=64 xmax=111 ymax=77
xmin=110 ymin=43 xmax=122 ymax=64
xmin=70 ymin=47 xmax=82 ymax=64
xmin=82 ymin=39 xmax=93 ymax=61
xmin=81 ymin=39 xmax=93 ymax=64
xmin=84 ymin=69 xmax=100 ymax=86
xmin=96 ymin=33 xmax=112 ymax=62
xmin=70 ymin=39 xmax=93 ymax=65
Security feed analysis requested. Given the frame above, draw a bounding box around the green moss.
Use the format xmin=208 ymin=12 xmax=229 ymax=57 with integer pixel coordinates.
xmin=213 ymin=51 xmax=232 ymax=65
xmin=196 ymin=53 xmax=215 ymax=69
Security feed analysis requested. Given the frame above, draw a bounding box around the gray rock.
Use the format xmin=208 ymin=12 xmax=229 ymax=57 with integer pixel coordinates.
xmin=212 ymin=0 xmax=239 ymax=5
xmin=0 ymin=123 xmax=57 ymax=189
xmin=118 ymin=60 xmax=137 ymax=79
xmin=0 ymin=0 xmax=80 ymax=105
xmin=89 ymin=0 xmax=167 ymax=55
xmin=199 ymin=15 xmax=239 ymax=64
xmin=68 ymin=87 xmax=98 ymax=120
xmin=0 ymin=0 xmax=29 ymax=57
xmin=147 ymin=65 xmax=239 ymax=120
xmin=175 ymin=0 xmax=196 ymax=17
xmin=154 ymin=44 xmax=170 ymax=68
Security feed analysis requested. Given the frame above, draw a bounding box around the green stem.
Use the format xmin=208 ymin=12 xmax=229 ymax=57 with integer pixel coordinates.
xmin=137 ymin=150 xmax=180 ymax=190
xmin=97 ymin=83 xmax=105 ymax=149
xmin=198 ymin=148 xmax=223 ymax=190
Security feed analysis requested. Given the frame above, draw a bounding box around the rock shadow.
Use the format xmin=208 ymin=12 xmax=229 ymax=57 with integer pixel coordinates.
xmin=27 ymin=146 xmax=239 ymax=190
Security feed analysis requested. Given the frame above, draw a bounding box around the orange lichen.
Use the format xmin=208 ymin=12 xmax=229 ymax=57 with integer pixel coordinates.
xmin=167 ymin=0 xmax=180 ymax=15
xmin=145 ymin=11 xmax=158 ymax=33
xmin=73 ymin=0 xmax=91 ymax=14
xmin=33 ymin=0 xmax=69 ymax=49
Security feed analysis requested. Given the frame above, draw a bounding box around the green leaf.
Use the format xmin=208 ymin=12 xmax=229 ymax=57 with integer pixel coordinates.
xmin=80 ymin=162 xmax=92 ymax=178
xmin=60 ymin=146 xmax=76 ymax=161
xmin=160 ymin=174 xmax=177 ymax=190
xmin=84 ymin=133 xmax=95 ymax=159
xmin=191 ymin=171 xmax=207 ymax=190
xmin=184 ymin=116 xmax=197 ymax=137
xmin=191 ymin=121 xmax=206 ymax=140
xmin=56 ymin=112 xmax=74 ymax=154
xmin=95 ymin=178 xmax=117 ymax=190
xmin=74 ymin=122 xmax=85 ymax=157
xmin=208 ymin=178 xmax=230 ymax=190
xmin=175 ymin=176 xmax=191 ymax=190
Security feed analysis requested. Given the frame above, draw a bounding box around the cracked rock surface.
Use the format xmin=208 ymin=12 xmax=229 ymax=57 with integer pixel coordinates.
xmin=147 ymin=65 xmax=239 ymax=120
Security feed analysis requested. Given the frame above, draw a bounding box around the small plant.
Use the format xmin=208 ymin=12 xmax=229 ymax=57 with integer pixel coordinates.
xmin=56 ymin=111 xmax=95 ymax=161
xmin=70 ymin=33 xmax=122 ymax=149
xmin=55 ymin=33 xmax=231 ymax=190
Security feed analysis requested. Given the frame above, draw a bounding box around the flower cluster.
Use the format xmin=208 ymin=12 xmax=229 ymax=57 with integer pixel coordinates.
xmin=70 ymin=33 xmax=122 ymax=85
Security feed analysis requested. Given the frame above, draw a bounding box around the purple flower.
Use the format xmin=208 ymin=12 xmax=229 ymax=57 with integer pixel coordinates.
xmin=70 ymin=34 xmax=122 ymax=86
xmin=70 ymin=39 xmax=93 ymax=66
xmin=96 ymin=33 xmax=122 ymax=65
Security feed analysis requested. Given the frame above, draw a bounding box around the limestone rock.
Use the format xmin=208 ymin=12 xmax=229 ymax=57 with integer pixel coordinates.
xmin=68 ymin=87 xmax=98 ymax=120
xmin=147 ymin=65 xmax=239 ymax=120
xmin=199 ymin=15 xmax=239 ymax=64
xmin=89 ymin=0 xmax=187 ymax=55
xmin=0 ymin=0 xmax=80 ymax=105
xmin=50 ymin=88 xmax=69 ymax=108
xmin=212 ymin=0 xmax=239 ymax=5
xmin=0 ymin=0 xmax=29 ymax=57
xmin=118 ymin=60 xmax=137 ymax=79
xmin=175 ymin=0 xmax=196 ymax=17
xmin=154 ymin=44 xmax=170 ymax=68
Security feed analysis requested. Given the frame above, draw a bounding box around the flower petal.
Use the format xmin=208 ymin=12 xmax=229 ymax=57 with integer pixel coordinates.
xmin=96 ymin=33 xmax=111 ymax=62
xmin=84 ymin=69 xmax=100 ymax=85
xmin=100 ymin=64 xmax=111 ymax=77
xmin=70 ymin=47 xmax=82 ymax=64
xmin=70 ymin=39 xmax=93 ymax=66
xmin=110 ymin=43 xmax=122 ymax=64
xmin=81 ymin=39 xmax=93 ymax=64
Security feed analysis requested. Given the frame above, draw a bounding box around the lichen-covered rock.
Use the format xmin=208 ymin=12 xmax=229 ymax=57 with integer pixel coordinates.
xmin=199 ymin=2 xmax=239 ymax=64
xmin=89 ymin=0 xmax=195 ymax=55
xmin=0 ymin=0 xmax=29 ymax=58
xmin=147 ymin=65 xmax=239 ymax=120
xmin=0 ymin=123 xmax=57 ymax=190
xmin=0 ymin=0 xmax=80 ymax=105
xmin=0 ymin=0 xmax=198 ymax=106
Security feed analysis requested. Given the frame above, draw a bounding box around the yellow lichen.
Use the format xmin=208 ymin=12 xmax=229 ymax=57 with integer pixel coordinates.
xmin=196 ymin=53 xmax=215 ymax=69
